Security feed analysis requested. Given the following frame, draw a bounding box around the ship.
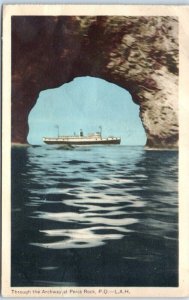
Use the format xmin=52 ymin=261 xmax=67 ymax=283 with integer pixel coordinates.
xmin=43 ymin=128 xmax=121 ymax=146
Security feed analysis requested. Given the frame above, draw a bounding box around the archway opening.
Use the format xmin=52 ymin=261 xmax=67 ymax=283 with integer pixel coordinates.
xmin=27 ymin=77 xmax=146 ymax=145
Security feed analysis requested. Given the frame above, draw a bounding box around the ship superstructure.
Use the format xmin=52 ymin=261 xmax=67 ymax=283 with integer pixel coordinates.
xmin=43 ymin=128 xmax=121 ymax=145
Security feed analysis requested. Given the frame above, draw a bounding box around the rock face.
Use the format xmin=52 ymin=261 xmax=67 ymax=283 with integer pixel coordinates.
xmin=12 ymin=16 xmax=178 ymax=147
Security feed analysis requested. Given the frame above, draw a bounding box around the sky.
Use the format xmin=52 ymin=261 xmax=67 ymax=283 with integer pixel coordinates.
xmin=27 ymin=76 xmax=147 ymax=145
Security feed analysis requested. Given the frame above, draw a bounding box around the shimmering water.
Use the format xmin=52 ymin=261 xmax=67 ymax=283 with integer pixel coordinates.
xmin=11 ymin=145 xmax=178 ymax=287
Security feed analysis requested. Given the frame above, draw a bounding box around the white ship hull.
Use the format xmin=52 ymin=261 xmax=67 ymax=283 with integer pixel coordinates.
xmin=43 ymin=136 xmax=121 ymax=145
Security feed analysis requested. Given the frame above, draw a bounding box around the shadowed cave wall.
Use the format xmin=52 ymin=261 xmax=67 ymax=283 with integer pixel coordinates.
xmin=12 ymin=16 xmax=178 ymax=148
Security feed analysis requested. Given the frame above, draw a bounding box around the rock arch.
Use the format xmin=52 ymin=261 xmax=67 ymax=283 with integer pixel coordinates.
xmin=12 ymin=16 xmax=178 ymax=148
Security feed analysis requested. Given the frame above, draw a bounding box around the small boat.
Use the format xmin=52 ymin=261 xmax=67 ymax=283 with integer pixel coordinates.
xmin=43 ymin=128 xmax=121 ymax=146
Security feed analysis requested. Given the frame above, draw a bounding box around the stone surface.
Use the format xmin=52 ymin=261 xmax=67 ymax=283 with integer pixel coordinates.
xmin=12 ymin=16 xmax=178 ymax=147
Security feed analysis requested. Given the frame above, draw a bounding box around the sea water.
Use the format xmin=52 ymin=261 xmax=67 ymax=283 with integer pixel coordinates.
xmin=11 ymin=145 xmax=178 ymax=287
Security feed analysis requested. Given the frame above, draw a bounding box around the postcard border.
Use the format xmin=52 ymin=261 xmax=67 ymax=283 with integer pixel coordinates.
xmin=2 ymin=4 xmax=189 ymax=297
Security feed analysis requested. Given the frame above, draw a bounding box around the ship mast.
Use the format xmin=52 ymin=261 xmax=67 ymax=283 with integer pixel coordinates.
xmin=55 ymin=125 xmax=59 ymax=137
xmin=99 ymin=126 xmax=102 ymax=137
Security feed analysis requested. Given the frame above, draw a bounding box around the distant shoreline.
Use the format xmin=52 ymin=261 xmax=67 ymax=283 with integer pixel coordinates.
xmin=11 ymin=143 xmax=29 ymax=147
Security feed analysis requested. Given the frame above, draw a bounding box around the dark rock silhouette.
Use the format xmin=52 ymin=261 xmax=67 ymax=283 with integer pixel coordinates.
xmin=12 ymin=16 xmax=178 ymax=148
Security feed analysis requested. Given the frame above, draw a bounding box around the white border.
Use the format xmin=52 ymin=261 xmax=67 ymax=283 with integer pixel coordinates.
xmin=2 ymin=4 xmax=189 ymax=297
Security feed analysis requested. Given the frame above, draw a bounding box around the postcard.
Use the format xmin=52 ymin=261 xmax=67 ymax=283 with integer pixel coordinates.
xmin=2 ymin=4 xmax=189 ymax=297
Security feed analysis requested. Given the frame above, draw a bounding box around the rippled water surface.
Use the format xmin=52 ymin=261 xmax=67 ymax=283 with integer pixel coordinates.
xmin=11 ymin=145 xmax=178 ymax=287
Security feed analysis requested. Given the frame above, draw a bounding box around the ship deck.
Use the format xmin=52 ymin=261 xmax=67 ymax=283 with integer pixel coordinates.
xmin=43 ymin=136 xmax=121 ymax=145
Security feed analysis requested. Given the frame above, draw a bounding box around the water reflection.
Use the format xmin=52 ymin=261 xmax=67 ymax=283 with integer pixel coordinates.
xmin=11 ymin=145 xmax=178 ymax=286
xmin=25 ymin=146 xmax=146 ymax=249
xmin=25 ymin=146 xmax=178 ymax=245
